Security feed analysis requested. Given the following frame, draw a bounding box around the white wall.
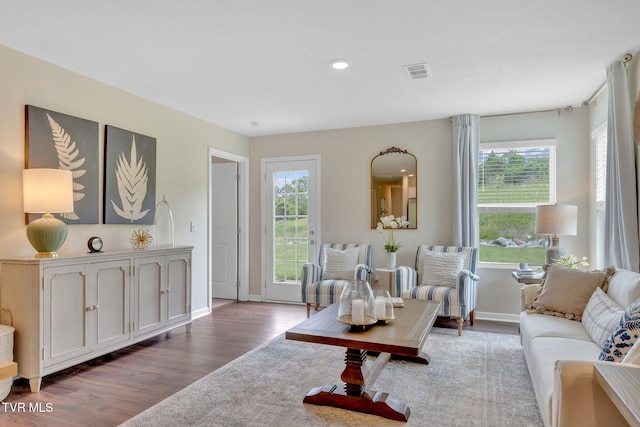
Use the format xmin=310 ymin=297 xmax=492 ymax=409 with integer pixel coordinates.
xmin=250 ymin=108 xmax=590 ymax=321
xmin=249 ymin=120 xmax=454 ymax=296
xmin=0 ymin=45 xmax=250 ymax=314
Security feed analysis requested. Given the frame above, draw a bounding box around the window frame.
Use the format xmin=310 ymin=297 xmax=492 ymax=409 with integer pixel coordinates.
xmin=477 ymin=138 xmax=558 ymax=265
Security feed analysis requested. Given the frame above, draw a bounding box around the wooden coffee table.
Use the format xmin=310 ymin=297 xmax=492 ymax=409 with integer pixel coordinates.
xmin=285 ymin=299 xmax=440 ymax=422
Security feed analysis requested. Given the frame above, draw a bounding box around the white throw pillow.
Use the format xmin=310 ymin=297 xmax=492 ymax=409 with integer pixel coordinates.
xmin=322 ymin=247 xmax=360 ymax=280
xmin=582 ymin=287 xmax=624 ymax=347
xmin=420 ymin=251 xmax=466 ymax=287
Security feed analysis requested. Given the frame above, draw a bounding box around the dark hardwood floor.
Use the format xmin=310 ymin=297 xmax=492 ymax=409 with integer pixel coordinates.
xmin=0 ymin=300 xmax=518 ymax=426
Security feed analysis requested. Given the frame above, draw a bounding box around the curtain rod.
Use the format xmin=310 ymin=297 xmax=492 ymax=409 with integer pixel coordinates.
xmin=583 ymin=81 xmax=607 ymax=107
xmin=470 ymin=52 xmax=636 ymax=116
xmin=480 ymin=106 xmax=574 ymax=119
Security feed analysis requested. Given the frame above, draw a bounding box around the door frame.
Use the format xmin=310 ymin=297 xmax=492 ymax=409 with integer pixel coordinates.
xmin=261 ymin=155 xmax=321 ymax=302
xmin=207 ymin=147 xmax=249 ymax=310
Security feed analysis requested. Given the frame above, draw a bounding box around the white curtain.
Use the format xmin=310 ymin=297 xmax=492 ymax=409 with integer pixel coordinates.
xmin=604 ymin=60 xmax=640 ymax=272
xmin=452 ymin=114 xmax=480 ymax=247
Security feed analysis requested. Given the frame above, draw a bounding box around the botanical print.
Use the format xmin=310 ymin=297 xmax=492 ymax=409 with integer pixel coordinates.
xmin=25 ymin=105 xmax=99 ymax=224
xmin=104 ymin=125 xmax=156 ymax=224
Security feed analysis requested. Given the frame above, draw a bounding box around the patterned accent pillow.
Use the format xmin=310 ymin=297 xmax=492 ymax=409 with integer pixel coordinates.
xmin=322 ymin=247 xmax=360 ymax=280
xmin=421 ymin=251 xmax=467 ymax=287
xmin=582 ymin=288 xmax=624 ymax=347
xmin=599 ymin=299 xmax=640 ymax=362
xmin=528 ymin=264 xmax=616 ymax=321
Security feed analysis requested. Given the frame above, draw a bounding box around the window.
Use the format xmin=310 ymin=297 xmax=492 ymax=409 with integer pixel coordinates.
xmin=593 ymin=124 xmax=607 ymax=268
xmin=272 ymin=170 xmax=309 ymax=282
xmin=478 ymin=139 xmax=557 ymax=264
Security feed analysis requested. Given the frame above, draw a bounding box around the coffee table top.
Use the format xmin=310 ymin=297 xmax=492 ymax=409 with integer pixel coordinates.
xmin=286 ymin=299 xmax=440 ymax=357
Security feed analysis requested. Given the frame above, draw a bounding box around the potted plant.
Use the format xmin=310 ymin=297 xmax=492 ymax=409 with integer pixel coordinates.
xmin=376 ymin=215 xmax=409 ymax=269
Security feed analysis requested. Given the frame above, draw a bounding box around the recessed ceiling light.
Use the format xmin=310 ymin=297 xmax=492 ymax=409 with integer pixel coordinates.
xmin=331 ymin=59 xmax=350 ymax=70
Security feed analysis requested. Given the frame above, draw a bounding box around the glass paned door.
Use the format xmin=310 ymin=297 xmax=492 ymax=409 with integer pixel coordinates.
xmin=264 ymin=158 xmax=319 ymax=302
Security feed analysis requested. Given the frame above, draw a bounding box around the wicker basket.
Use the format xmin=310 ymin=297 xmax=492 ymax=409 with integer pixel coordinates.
xmin=0 ymin=308 xmax=15 ymax=401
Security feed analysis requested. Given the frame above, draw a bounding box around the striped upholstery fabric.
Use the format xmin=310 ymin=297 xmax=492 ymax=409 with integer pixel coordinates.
xmin=301 ymin=243 xmax=372 ymax=308
xmin=396 ymin=245 xmax=479 ymax=324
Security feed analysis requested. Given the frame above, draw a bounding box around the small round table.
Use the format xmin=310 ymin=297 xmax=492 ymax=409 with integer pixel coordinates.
xmin=376 ymin=267 xmax=397 ymax=295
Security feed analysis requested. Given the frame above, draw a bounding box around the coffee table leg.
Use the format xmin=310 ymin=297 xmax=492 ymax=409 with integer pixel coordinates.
xmin=302 ymin=348 xmax=411 ymax=422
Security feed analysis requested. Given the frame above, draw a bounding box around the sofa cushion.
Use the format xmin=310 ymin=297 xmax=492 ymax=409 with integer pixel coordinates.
xmin=420 ymin=250 xmax=466 ymax=287
xmin=524 ymin=336 xmax=601 ymax=426
xmin=582 ymin=288 xmax=624 ymax=347
xmin=520 ymin=312 xmax=593 ymax=355
xmin=322 ymin=247 xmax=360 ymax=280
xmin=599 ymin=299 xmax=640 ymax=362
xmin=529 ymin=265 xmax=616 ymax=321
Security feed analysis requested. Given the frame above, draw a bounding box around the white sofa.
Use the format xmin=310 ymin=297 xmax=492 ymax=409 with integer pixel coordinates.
xmin=520 ymin=268 xmax=640 ymax=427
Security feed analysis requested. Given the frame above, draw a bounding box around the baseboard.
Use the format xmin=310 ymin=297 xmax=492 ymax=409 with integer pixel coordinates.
xmin=192 ymin=307 xmax=211 ymax=320
xmin=475 ymin=311 xmax=520 ymax=323
xmin=248 ymin=294 xmax=263 ymax=302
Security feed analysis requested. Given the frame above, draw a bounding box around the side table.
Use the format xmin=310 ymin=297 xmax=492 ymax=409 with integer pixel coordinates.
xmin=511 ymin=271 xmax=543 ymax=285
xmin=594 ymin=363 xmax=640 ymax=427
xmin=376 ymin=267 xmax=396 ymax=295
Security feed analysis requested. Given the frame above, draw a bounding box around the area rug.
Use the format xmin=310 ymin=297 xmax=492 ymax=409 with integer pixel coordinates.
xmin=121 ymin=328 xmax=542 ymax=426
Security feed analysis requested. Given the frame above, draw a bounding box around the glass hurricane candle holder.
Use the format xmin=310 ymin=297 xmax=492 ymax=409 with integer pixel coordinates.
xmin=373 ymin=289 xmax=395 ymax=323
xmin=337 ymin=280 xmax=376 ymax=329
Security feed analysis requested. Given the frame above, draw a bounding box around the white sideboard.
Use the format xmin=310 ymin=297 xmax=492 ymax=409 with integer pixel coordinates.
xmin=0 ymin=246 xmax=192 ymax=392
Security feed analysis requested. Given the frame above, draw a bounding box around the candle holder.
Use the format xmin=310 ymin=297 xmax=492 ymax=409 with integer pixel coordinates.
xmin=337 ymin=280 xmax=376 ymax=329
xmin=373 ymin=289 xmax=395 ymax=324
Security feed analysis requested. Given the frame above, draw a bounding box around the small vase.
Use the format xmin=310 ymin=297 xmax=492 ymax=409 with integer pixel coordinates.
xmin=386 ymin=252 xmax=396 ymax=269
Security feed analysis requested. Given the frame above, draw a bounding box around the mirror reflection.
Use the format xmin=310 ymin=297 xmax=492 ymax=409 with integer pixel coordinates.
xmin=371 ymin=147 xmax=417 ymax=229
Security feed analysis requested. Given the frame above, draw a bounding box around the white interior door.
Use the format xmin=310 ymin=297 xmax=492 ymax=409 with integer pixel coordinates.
xmin=263 ymin=157 xmax=320 ymax=303
xmin=211 ymin=160 xmax=238 ymax=300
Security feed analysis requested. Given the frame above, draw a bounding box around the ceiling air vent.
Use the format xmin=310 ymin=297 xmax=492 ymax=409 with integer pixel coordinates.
xmin=403 ymin=63 xmax=431 ymax=80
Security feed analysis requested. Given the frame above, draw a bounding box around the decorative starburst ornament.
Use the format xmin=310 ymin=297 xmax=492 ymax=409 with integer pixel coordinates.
xmin=130 ymin=229 xmax=153 ymax=250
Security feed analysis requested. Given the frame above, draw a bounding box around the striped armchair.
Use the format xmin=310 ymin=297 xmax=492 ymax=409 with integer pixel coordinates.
xmin=301 ymin=243 xmax=373 ymax=317
xmin=393 ymin=245 xmax=479 ymax=336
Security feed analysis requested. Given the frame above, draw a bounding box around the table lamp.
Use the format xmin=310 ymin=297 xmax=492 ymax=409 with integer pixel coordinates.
xmin=535 ymin=204 xmax=578 ymax=264
xmin=23 ymin=168 xmax=74 ymax=258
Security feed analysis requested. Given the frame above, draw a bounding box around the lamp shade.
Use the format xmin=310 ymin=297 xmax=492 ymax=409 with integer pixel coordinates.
xmin=23 ymin=168 xmax=74 ymax=213
xmin=535 ymin=204 xmax=578 ymax=236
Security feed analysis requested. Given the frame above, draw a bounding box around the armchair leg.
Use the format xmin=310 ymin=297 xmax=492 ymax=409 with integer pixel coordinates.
xmin=306 ymin=303 xmax=311 ymax=318
xmin=457 ymin=317 xmax=463 ymax=336
xmin=315 ymin=303 xmax=320 ymax=311
xmin=469 ymin=310 xmax=475 ymax=326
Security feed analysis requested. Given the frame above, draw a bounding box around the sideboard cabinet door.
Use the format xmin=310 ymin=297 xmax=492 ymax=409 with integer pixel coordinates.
xmin=93 ymin=260 xmax=131 ymax=350
xmin=134 ymin=256 xmax=164 ymax=336
xmin=166 ymin=252 xmax=191 ymax=326
xmin=43 ymin=264 xmax=91 ymax=368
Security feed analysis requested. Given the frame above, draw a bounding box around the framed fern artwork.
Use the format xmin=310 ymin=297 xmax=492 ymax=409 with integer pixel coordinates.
xmin=104 ymin=125 xmax=156 ymax=225
xmin=25 ymin=105 xmax=100 ymax=224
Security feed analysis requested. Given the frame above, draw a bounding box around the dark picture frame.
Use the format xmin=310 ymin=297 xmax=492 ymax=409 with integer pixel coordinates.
xmin=25 ymin=105 xmax=100 ymax=224
xmin=104 ymin=125 xmax=156 ymax=225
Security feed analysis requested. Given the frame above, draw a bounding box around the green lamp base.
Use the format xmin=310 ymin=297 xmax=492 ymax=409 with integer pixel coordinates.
xmin=26 ymin=212 xmax=68 ymax=258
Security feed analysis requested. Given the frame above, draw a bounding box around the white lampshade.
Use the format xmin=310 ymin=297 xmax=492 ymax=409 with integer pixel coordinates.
xmin=535 ymin=204 xmax=578 ymax=236
xmin=23 ymin=168 xmax=74 ymax=213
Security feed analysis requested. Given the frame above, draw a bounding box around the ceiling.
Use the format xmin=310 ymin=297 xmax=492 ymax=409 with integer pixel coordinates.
xmin=1 ymin=1 xmax=639 ymax=137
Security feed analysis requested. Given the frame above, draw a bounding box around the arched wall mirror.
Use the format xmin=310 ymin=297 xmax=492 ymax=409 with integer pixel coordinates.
xmin=371 ymin=147 xmax=417 ymax=229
